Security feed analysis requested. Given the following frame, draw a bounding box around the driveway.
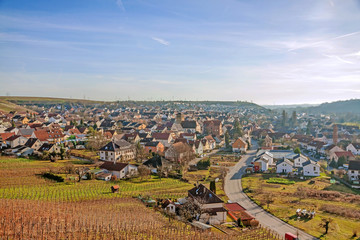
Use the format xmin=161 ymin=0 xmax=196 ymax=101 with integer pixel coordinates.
xmin=224 ymin=141 xmax=318 ymax=240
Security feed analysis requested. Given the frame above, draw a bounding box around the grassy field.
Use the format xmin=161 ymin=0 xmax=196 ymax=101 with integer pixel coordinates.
xmin=242 ymin=173 xmax=360 ymax=240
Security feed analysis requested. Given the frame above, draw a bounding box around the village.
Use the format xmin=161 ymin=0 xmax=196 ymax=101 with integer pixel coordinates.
xmin=0 ymin=99 xmax=360 ymax=239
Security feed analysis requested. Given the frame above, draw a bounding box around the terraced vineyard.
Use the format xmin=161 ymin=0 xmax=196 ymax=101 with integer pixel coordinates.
xmin=0 ymin=157 xmax=281 ymax=239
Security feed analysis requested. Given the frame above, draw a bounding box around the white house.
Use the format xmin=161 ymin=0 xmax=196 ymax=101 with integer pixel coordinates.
xmin=348 ymin=160 xmax=360 ymax=183
xmin=292 ymin=154 xmax=308 ymax=168
xmin=276 ymin=158 xmax=294 ymax=174
xmin=100 ymin=162 xmax=138 ymax=179
xmin=254 ymin=156 xmax=270 ymax=172
xmin=302 ymin=160 xmax=320 ymax=177
xmin=162 ymin=199 xmax=177 ymax=214
xmin=346 ymin=143 xmax=360 ymax=155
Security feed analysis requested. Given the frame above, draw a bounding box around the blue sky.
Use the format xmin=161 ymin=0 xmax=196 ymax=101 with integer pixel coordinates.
xmin=0 ymin=0 xmax=359 ymax=104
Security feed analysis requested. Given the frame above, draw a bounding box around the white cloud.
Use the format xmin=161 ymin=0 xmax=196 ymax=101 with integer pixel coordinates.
xmin=151 ymin=37 xmax=170 ymax=46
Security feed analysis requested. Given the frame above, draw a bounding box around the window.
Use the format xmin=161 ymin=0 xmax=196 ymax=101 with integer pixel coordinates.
xmin=313 ymin=167 xmax=316 ymax=171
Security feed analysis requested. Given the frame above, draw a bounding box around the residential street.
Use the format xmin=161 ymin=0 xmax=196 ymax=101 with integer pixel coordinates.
xmin=224 ymin=141 xmax=318 ymax=240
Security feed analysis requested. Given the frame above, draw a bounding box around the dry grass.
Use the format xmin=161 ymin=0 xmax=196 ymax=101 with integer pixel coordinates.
xmin=242 ymin=174 xmax=360 ymax=240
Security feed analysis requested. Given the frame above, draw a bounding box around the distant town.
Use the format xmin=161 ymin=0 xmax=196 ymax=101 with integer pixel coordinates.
xmin=0 ymin=97 xmax=359 ymax=239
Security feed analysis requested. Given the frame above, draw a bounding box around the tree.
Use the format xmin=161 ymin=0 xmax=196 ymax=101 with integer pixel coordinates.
xmin=87 ymin=130 xmax=107 ymax=151
xmin=210 ymin=180 xmax=216 ymax=194
xmin=135 ymin=141 xmax=146 ymax=163
xmin=337 ymin=156 xmax=346 ymax=168
xmin=59 ymin=147 xmax=66 ymax=160
xmin=329 ymin=159 xmax=337 ymax=168
xmin=282 ymin=110 xmax=287 ymax=127
xmin=291 ymin=111 xmax=297 ymax=127
xmin=178 ymin=200 xmax=201 ymax=222
xmin=294 ymin=147 xmax=301 ymax=154
xmin=225 ymin=131 xmax=230 ymax=148
xmin=75 ymin=167 xmax=86 ymax=182
xmin=319 ymin=218 xmax=333 ymax=234
xmin=306 ymin=120 xmax=312 ymax=135
xmin=219 ymin=166 xmax=228 ymax=190
xmin=138 ymin=165 xmax=151 ymax=180
xmin=233 ymin=119 xmax=243 ymax=138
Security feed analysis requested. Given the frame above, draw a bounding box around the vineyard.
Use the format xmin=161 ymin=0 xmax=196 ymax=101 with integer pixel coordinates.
xmin=0 ymin=157 xmax=281 ymax=239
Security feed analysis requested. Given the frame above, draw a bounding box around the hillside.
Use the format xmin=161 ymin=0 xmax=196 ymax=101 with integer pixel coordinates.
xmin=0 ymin=99 xmax=34 ymax=113
xmin=0 ymin=96 xmax=103 ymax=105
xmin=0 ymin=96 xmax=106 ymax=113
xmin=307 ymin=99 xmax=360 ymax=114
xmin=0 ymin=96 xmax=266 ymax=112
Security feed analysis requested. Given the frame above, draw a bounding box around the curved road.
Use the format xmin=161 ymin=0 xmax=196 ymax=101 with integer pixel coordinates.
xmin=224 ymin=141 xmax=317 ymax=240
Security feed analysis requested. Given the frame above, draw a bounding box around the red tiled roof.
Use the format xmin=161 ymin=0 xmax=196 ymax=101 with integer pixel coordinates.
xmin=334 ymin=151 xmax=355 ymax=158
xmin=152 ymin=132 xmax=170 ymax=140
xmin=225 ymin=203 xmax=246 ymax=211
xmin=33 ymin=130 xmax=50 ymax=141
xmin=0 ymin=132 xmax=15 ymax=141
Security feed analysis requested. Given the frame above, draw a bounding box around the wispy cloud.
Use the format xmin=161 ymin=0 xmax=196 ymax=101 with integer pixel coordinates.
xmin=323 ymin=54 xmax=354 ymax=64
xmin=116 ymin=0 xmax=126 ymax=12
xmin=151 ymin=37 xmax=170 ymax=46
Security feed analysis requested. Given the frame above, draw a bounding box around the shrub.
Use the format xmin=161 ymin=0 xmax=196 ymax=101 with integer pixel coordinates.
xmin=266 ymin=178 xmax=295 ymax=185
xmin=197 ymin=159 xmax=210 ymax=170
xmin=42 ymin=172 xmax=64 ymax=182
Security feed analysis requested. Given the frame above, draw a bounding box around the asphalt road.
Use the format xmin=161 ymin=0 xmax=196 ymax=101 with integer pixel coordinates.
xmin=224 ymin=141 xmax=318 ymax=240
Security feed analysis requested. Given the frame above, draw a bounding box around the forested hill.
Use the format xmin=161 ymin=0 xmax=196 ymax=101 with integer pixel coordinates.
xmin=306 ymin=99 xmax=360 ymax=114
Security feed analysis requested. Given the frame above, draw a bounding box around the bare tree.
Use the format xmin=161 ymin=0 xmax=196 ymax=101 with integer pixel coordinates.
xmin=138 ymin=165 xmax=151 ymax=180
xmin=75 ymin=167 xmax=86 ymax=182
xmin=87 ymin=130 xmax=108 ymax=151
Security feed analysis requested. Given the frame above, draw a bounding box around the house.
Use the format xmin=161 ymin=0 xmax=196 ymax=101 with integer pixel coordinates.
xmin=276 ymin=158 xmax=294 ymax=174
xmin=325 ymin=145 xmax=343 ymax=157
xmin=99 ymin=140 xmax=136 ymax=162
xmin=37 ymin=143 xmax=61 ymax=153
xmin=302 ymin=160 xmax=320 ymax=176
xmin=0 ymin=132 xmax=15 ymax=147
xmin=347 ymin=160 xmax=360 ymax=184
xmin=122 ymin=133 xmax=140 ymax=144
xmin=292 ymin=154 xmax=308 ymax=168
xmin=203 ymin=135 xmax=216 ymax=150
xmin=331 ymin=151 xmax=356 ymax=163
xmin=253 ymin=156 xmax=269 ymax=172
xmin=6 ymin=135 xmax=28 ymax=148
xmin=189 ymin=140 xmax=204 ymax=156
xmin=165 ymin=142 xmax=194 ymax=163
xmin=306 ymin=141 xmax=326 ymax=153
xmin=144 ymin=141 xmax=165 ymax=154
xmin=99 ymin=161 xmax=138 ymax=179
xmin=346 ymin=143 xmax=360 ymax=155
xmin=225 ymin=202 xmax=255 ymax=226
xmin=181 ymin=120 xmax=200 ymax=133
xmin=162 ymin=199 xmax=177 ymax=214
xmin=179 ymin=133 xmax=196 ymax=141
xmin=203 ymin=120 xmax=222 ymax=136
xmin=24 ymin=138 xmax=42 ymax=150
xmin=96 ymin=172 xmax=112 ymax=181
xmin=152 ymin=132 xmax=173 ymax=148
xmin=18 ymin=128 xmax=35 ymax=138
xmin=32 ymin=130 xmax=50 ymax=143
xmin=232 ymin=137 xmax=248 ymax=152
xmin=188 ymin=184 xmax=227 ymax=224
